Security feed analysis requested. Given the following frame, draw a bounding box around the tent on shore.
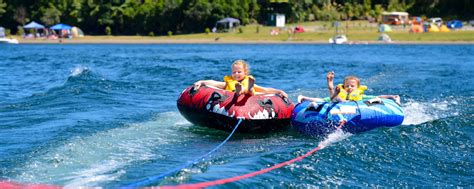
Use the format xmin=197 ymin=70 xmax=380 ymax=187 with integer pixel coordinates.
xmin=215 ymin=17 xmax=240 ymax=32
xmin=378 ymin=24 xmax=392 ymax=32
xmin=71 ymin=27 xmax=84 ymax=37
xmin=409 ymin=24 xmax=423 ymax=33
xmin=439 ymin=25 xmax=450 ymax=32
xmin=428 ymin=24 xmax=440 ymax=32
xmin=23 ymin=21 xmax=45 ymax=29
xmin=23 ymin=21 xmax=47 ymax=38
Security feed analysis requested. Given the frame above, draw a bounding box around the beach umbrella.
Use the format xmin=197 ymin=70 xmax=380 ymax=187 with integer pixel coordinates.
xmin=23 ymin=21 xmax=45 ymax=29
xmin=50 ymin=23 xmax=72 ymax=30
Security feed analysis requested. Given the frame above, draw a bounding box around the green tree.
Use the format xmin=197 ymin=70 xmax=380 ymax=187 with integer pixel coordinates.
xmin=0 ymin=0 xmax=6 ymax=17
xmin=158 ymin=0 xmax=182 ymax=35
xmin=69 ymin=0 xmax=84 ymax=23
xmin=387 ymin=0 xmax=414 ymax=12
xmin=40 ymin=3 xmax=61 ymax=25
xmin=353 ymin=3 xmax=364 ymax=20
xmin=249 ymin=0 xmax=260 ymax=23
xmin=105 ymin=25 xmax=111 ymax=35
xmin=183 ymin=1 xmax=212 ymax=33
xmin=13 ymin=6 xmax=28 ymax=25
xmin=1 ymin=0 xmax=472 ymax=35
xmin=313 ymin=1 xmax=341 ymax=21
xmin=372 ymin=4 xmax=384 ymax=22
xmin=362 ymin=0 xmax=372 ymax=19
xmin=342 ymin=2 xmax=354 ymax=20
xmin=16 ymin=26 xmax=24 ymax=35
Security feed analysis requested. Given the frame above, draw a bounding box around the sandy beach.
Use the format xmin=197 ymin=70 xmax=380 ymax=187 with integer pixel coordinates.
xmin=16 ymin=35 xmax=474 ymax=45
xmin=11 ymin=22 xmax=474 ymax=45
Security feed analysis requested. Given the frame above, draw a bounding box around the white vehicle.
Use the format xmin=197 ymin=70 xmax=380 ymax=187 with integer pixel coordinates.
xmin=329 ymin=35 xmax=348 ymax=44
xmin=429 ymin=17 xmax=443 ymax=26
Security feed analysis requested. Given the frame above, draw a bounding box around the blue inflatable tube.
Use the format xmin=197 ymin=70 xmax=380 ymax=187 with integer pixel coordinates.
xmin=291 ymin=98 xmax=404 ymax=137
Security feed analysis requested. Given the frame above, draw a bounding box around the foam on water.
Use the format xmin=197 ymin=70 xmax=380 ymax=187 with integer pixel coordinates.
xmin=318 ymin=129 xmax=352 ymax=149
xmin=70 ymin=66 xmax=89 ymax=77
xmin=401 ymin=99 xmax=459 ymax=125
xmin=12 ymin=111 xmax=190 ymax=187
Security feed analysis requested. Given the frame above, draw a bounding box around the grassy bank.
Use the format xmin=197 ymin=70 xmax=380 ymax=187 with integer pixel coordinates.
xmin=17 ymin=21 xmax=474 ymax=44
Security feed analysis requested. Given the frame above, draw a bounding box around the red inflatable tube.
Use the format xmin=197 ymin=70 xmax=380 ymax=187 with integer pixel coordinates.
xmin=177 ymin=86 xmax=294 ymax=133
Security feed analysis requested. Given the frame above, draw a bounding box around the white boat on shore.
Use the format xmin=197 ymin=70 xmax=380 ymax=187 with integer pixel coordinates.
xmin=0 ymin=38 xmax=19 ymax=44
xmin=0 ymin=26 xmax=19 ymax=44
xmin=329 ymin=34 xmax=348 ymax=44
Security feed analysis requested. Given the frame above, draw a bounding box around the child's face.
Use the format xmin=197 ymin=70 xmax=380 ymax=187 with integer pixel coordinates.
xmin=343 ymin=79 xmax=358 ymax=93
xmin=231 ymin=64 xmax=246 ymax=81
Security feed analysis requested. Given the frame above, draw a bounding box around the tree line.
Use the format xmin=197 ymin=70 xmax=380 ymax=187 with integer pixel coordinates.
xmin=0 ymin=0 xmax=472 ymax=36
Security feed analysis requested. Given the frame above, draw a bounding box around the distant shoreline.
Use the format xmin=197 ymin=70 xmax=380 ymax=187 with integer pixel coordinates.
xmin=15 ymin=35 xmax=474 ymax=45
xmin=10 ymin=21 xmax=474 ymax=45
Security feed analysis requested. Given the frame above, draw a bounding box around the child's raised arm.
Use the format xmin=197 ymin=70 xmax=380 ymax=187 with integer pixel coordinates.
xmin=327 ymin=71 xmax=336 ymax=100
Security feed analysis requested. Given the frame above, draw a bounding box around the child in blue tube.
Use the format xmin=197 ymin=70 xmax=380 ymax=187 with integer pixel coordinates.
xmin=298 ymin=71 xmax=400 ymax=104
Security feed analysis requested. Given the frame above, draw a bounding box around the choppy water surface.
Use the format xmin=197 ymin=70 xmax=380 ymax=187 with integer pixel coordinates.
xmin=0 ymin=44 xmax=472 ymax=188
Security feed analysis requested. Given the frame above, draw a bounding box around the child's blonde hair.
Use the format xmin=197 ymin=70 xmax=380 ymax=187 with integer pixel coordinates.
xmin=232 ymin=59 xmax=250 ymax=75
xmin=343 ymin=76 xmax=360 ymax=86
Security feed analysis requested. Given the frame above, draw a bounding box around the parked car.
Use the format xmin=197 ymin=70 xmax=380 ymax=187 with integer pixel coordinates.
xmin=429 ymin=17 xmax=443 ymax=27
xmin=446 ymin=20 xmax=463 ymax=29
xmin=470 ymin=20 xmax=474 ymax=27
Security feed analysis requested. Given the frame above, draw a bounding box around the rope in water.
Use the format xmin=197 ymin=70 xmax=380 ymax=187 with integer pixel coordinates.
xmin=125 ymin=118 xmax=243 ymax=188
xmin=160 ymin=143 xmax=326 ymax=189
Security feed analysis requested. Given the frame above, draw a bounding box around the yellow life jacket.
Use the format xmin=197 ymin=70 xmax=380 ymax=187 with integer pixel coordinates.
xmin=336 ymin=84 xmax=368 ymax=101
xmin=223 ymin=75 xmax=255 ymax=93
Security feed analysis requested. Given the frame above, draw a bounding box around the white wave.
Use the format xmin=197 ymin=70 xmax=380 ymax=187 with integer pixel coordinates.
xmin=401 ymin=99 xmax=458 ymax=125
xmin=318 ymin=129 xmax=352 ymax=149
xmin=70 ymin=66 xmax=89 ymax=77
xmin=14 ymin=111 xmax=191 ymax=187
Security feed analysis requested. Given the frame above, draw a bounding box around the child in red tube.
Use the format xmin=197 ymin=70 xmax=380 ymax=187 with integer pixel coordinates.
xmin=193 ymin=59 xmax=288 ymax=98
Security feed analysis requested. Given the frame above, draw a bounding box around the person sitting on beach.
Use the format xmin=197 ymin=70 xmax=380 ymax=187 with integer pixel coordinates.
xmin=193 ymin=59 xmax=288 ymax=98
xmin=298 ymin=71 xmax=400 ymax=104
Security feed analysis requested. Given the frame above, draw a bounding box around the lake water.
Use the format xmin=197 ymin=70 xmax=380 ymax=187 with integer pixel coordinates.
xmin=0 ymin=44 xmax=472 ymax=188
